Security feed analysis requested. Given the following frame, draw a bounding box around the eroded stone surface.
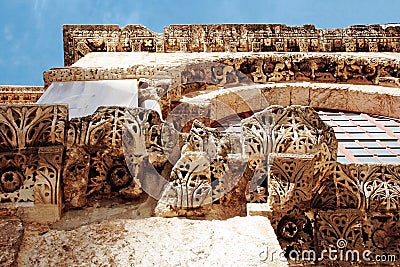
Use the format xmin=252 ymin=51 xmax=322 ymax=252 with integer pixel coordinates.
xmin=19 ymin=216 xmax=286 ymax=267
xmin=0 ymin=218 xmax=23 ymax=267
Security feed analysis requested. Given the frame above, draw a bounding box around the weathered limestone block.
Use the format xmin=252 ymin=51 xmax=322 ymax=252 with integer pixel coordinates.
xmin=64 ymin=107 xmax=170 ymax=207
xmin=155 ymin=120 xmax=247 ymax=217
xmin=63 ymin=147 xmax=90 ymax=208
xmin=348 ymin=86 xmax=392 ymax=116
xmin=290 ymin=85 xmax=310 ymax=106
xmin=309 ymin=84 xmax=349 ymax=111
xmin=0 ymin=218 xmax=23 ymax=267
xmin=260 ymin=86 xmax=291 ymax=106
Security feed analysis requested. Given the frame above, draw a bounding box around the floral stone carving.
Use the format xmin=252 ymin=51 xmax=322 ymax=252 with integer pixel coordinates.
xmin=0 ymin=104 xmax=67 ymax=221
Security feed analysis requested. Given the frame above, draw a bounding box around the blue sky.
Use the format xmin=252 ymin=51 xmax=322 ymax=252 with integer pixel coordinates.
xmin=0 ymin=0 xmax=399 ymax=86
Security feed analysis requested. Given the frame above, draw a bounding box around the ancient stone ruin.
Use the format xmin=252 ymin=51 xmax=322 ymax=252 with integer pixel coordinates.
xmin=1 ymin=23 xmax=400 ymax=266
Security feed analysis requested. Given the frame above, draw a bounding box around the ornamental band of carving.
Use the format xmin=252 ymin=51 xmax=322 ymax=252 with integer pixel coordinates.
xmin=63 ymin=24 xmax=400 ymax=66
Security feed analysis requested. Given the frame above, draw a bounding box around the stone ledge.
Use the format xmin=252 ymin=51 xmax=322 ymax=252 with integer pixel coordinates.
xmin=177 ymin=81 xmax=400 ymax=119
xmin=0 ymin=86 xmax=44 ymax=104
xmin=246 ymin=203 xmax=271 ymax=216
xmin=44 ymin=52 xmax=400 ymax=91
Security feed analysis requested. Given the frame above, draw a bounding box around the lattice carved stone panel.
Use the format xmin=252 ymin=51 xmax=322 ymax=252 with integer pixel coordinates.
xmin=316 ymin=210 xmax=364 ymax=265
xmin=339 ymin=164 xmax=400 ymax=212
xmin=268 ymin=153 xmax=316 ymax=210
xmin=268 ymin=105 xmax=337 ymax=190
xmin=155 ymin=120 xmax=248 ymax=217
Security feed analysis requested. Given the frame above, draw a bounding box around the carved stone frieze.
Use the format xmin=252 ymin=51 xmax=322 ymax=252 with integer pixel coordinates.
xmin=0 ymin=86 xmax=44 ymax=104
xmin=63 ymin=24 xmax=400 ymax=66
xmin=45 ymin=52 xmax=400 ymax=92
xmin=2 ymin=21 xmax=400 ymax=264
xmin=63 ymin=24 xmax=160 ymax=66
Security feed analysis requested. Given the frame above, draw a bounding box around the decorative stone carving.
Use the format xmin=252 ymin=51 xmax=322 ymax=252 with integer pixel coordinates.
xmin=64 ymin=107 xmax=143 ymax=207
xmin=45 ymin=52 xmax=400 ymax=91
xmin=268 ymin=153 xmax=316 ymax=210
xmin=0 ymin=105 xmax=67 ymax=151
xmin=63 ymin=24 xmax=400 ymax=66
xmin=0 ymin=153 xmax=37 ymax=202
xmin=155 ymin=120 xmax=247 ymax=217
xmin=0 ymin=86 xmax=44 ymax=104
xmin=63 ymin=24 xmax=158 ymax=66
xmin=4 ymin=21 xmax=400 ymax=264
xmin=0 ymin=105 xmax=67 ymax=222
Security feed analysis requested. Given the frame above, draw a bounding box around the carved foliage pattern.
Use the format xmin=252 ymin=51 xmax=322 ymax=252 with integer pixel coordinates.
xmin=65 ymin=107 xmax=154 ymax=204
xmin=0 ymin=152 xmax=37 ymax=202
xmin=268 ymin=153 xmax=316 ymax=211
xmin=159 ymin=120 xmax=234 ymax=210
xmin=313 ymin=163 xmax=400 ymax=212
xmin=241 ymin=110 xmax=274 ymax=203
xmin=243 ymin=105 xmax=336 ymax=204
xmin=0 ymin=105 xmax=67 ymax=151
xmin=0 ymin=105 xmax=67 ymax=205
xmin=35 ymin=147 xmax=63 ymax=205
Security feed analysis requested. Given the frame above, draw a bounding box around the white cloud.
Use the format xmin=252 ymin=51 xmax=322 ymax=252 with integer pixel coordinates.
xmin=3 ymin=25 xmax=13 ymax=42
xmin=33 ymin=0 xmax=48 ymax=27
xmin=34 ymin=0 xmax=47 ymax=12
